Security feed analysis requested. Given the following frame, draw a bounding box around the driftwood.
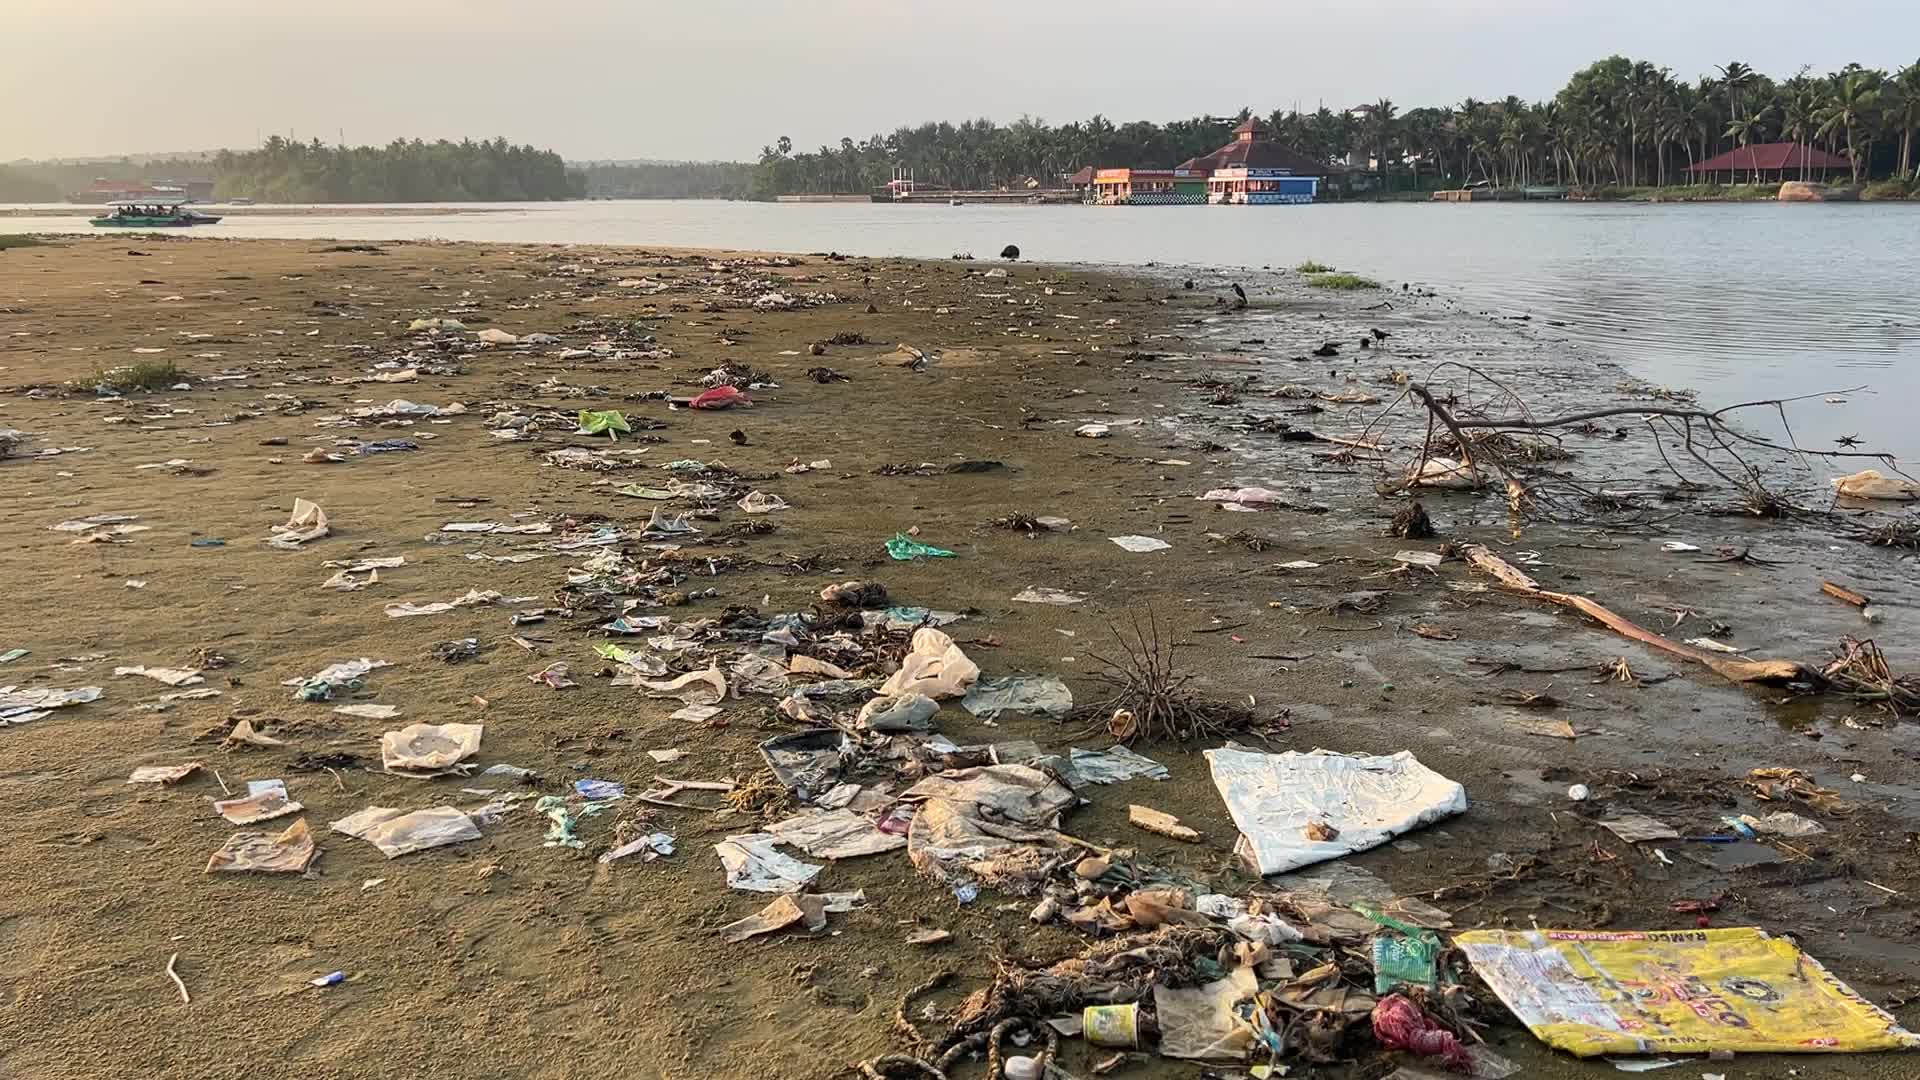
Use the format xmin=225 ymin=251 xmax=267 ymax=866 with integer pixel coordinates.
xmin=1461 ymin=544 xmax=1808 ymax=686
xmin=1353 ymin=363 xmax=1910 ymax=523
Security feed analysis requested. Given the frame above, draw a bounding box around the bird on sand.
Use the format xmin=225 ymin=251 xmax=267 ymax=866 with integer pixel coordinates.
xmin=1000 ymin=244 xmax=1020 ymax=261
xmin=1231 ymin=283 xmax=1247 ymax=307
xmin=729 ymin=429 xmax=748 ymax=446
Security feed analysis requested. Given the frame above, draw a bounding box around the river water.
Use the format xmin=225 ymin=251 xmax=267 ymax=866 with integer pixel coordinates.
xmin=9 ymin=199 xmax=1920 ymax=462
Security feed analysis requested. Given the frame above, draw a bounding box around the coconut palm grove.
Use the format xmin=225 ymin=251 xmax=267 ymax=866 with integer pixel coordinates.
xmin=749 ymin=55 xmax=1920 ymax=198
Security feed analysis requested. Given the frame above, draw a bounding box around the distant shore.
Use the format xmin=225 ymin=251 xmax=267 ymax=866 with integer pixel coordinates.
xmin=0 ymin=204 xmax=514 ymax=218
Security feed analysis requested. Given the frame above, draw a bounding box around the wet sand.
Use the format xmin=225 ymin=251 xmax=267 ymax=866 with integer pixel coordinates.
xmin=1 ymin=235 xmax=1916 ymax=1079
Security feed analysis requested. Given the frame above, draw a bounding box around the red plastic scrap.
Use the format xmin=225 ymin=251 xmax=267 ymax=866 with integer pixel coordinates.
xmin=1371 ymin=993 xmax=1472 ymax=1073
xmin=689 ymin=386 xmax=750 ymax=410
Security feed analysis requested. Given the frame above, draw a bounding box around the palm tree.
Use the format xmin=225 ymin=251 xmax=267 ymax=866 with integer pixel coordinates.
xmin=1818 ymin=73 xmax=1881 ymax=183
xmin=1724 ymin=108 xmax=1771 ymax=184
xmin=1887 ymin=60 xmax=1920 ymax=181
xmin=1781 ymin=86 xmax=1820 ymax=182
xmin=1357 ymin=99 xmax=1398 ymax=191
xmin=1716 ymin=61 xmax=1756 ymax=155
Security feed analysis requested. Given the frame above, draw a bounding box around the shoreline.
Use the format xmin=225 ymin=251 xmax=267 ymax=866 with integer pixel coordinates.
xmin=2 ymin=236 xmax=1915 ymax=1078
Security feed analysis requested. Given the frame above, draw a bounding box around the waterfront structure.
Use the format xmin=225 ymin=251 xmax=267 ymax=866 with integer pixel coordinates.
xmin=1685 ymin=143 xmax=1851 ymax=184
xmin=1204 ymin=167 xmax=1319 ymax=204
xmin=1092 ymin=117 xmax=1327 ymax=205
xmin=1091 ymin=168 xmax=1207 ymax=205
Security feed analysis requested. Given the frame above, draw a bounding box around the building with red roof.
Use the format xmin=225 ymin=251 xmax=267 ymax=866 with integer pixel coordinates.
xmin=1092 ymin=117 xmax=1328 ymax=205
xmin=1686 ymin=143 xmax=1852 ymax=182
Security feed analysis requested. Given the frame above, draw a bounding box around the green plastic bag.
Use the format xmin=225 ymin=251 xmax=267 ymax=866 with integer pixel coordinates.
xmin=576 ymin=409 xmax=631 ymax=439
xmin=1360 ymin=906 xmax=1442 ymax=993
xmin=885 ymin=533 xmax=955 ymax=561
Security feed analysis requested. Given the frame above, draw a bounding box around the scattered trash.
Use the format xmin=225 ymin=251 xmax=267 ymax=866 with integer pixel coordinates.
xmin=1660 ymin=541 xmax=1701 ymax=553
xmin=765 ymin=807 xmax=907 ymax=859
xmin=268 ymin=498 xmax=330 ymax=549
xmin=600 ymin=831 xmax=675 ymax=864
xmin=1128 ymin=804 xmax=1199 ymax=842
xmin=1458 ymin=927 xmax=1920 ymax=1056
xmin=1738 ymin=810 xmax=1828 ymax=837
xmin=214 ymin=783 xmax=303 ymax=825
xmin=737 ymin=490 xmax=789 ymax=514
xmin=885 ymin=533 xmax=955 ymax=560
xmin=1205 ymin=747 xmax=1467 ymax=875
xmin=205 ymin=818 xmax=317 ymax=874
xmin=127 ymin=762 xmax=202 ymax=784
xmin=901 ymin=764 xmax=1076 ymax=887
xmin=225 ymin=719 xmax=285 ymax=748
xmin=1074 ymin=424 xmax=1111 ymax=438
xmin=1597 ymin=811 xmax=1681 ymax=843
xmin=858 ymin=692 xmax=940 ymax=733
xmin=759 ymin=729 xmax=850 ymax=799
xmin=963 ymin=675 xmax=1072 ymax=720
xmin=1070 ymin=745 xmax=1169 ymax=784
xmin=1366 ymin=909 xmax=1444 ymax=993
xmin=380 ymin=722 xmax=483 ymax=777
xmin=689 ymin=385 xmax=750 ymax=410
xmin=1012 ymin=586 xmax=1086 ymax=605
xmin=333 ymin=703 xmax=401 ymax=720
xmin=1831 ymin=468 xmax=1920 ymax=501
xmin=1109 ymin=535 xmax=1172 ymax=553
xmin=331 ymin=805 xmax=482 ymax=857
xmin=1200 ymin=486 xmax=1292 ymax=507
xmin=287 ymin=657 xmax=390 ymax=700
xmin=638 ymin=664 xmax=729 ymax=706
xmin=721 ymin=893 xmax=827 ymax=942
xmin=1371 ymin=992 xmax=1472 ymax=1071
xmin=575 ymin=409 xmax=631 ymax=439
xmin=0 ymin=649 xmax=27 ymax=664
xmin=879 ymin=628 xmax=979 ymax=699
xmin=1083 ymin=1003 xmax=1140 ymax=1048
xmin=1408 ymin=456 xmax=1480 ymax=490
xmin=1155 ymin=967 xmax=1259 ymax=1060
xmin=0 ymin=684 xmax=102 ymax=725
xmin=114 ymin=665 xmax=204 ymax=687
xmin=715 ymin=833 xmax=823 ymax=893
xmin=574 ymin=779 xmax=624 ymax=800
xmin=384 ymin=589 xmax=501 ymax=618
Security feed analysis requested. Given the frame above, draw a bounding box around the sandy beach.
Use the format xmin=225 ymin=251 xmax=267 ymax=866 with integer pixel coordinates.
xmin=1 ymin=235 xmax=1916 ymax=1079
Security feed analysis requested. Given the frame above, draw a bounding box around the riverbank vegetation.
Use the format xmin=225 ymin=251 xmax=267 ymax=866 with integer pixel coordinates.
xmin=10 ymin=138 xmax=580 ymax=203
xmin=1304 ymin=273 xmax=1380 ymax=290
xmin=573 ymin=160 xmax=753 ymax=200
xmin=752 ymin=56 xmax=1920 ymax=197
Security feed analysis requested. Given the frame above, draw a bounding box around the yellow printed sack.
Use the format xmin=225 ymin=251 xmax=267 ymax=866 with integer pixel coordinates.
xmin=1455 ymin=927 xmax=1918 ymax=1057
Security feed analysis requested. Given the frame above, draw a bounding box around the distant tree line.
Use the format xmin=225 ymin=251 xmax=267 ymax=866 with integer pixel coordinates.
xmin=752 ymin=55 xmax=1920 ymax=195
xmin=212 ymin=137 xmax=580 ymax=201
xmin=574 ymin=160 xmax=753 ymax=200
xmin=0 ymin=165 xmax=62 ymax=202
xmin=5 ymin=138 xmax=581 ymax=202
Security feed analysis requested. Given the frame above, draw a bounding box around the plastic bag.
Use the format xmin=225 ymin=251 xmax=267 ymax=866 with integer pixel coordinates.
xmin=879 ymin=628 xmax=978 ymax=699
xmin=1457 ymin=927 xmax=1920 ymax=1056
xmin=885 ymin=533 xmax=955 ymax=560
xmin=1831 ymin=468 xmax=1920 ymax=501
xmin=575 ymin=409 xmax=631 ymax=438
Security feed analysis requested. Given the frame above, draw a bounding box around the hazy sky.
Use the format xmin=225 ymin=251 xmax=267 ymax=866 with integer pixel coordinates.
xmin=6 ymin=0 xmax=1916 ymax=162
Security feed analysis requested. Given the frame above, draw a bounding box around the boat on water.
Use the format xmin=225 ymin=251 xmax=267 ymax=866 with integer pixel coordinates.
xmin=89 ymin=200 xmax=222 ymax=228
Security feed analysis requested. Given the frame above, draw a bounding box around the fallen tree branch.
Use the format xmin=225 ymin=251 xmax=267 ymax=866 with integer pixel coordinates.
xmin=1461 ymin=544 xmax=1809 ymax=687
